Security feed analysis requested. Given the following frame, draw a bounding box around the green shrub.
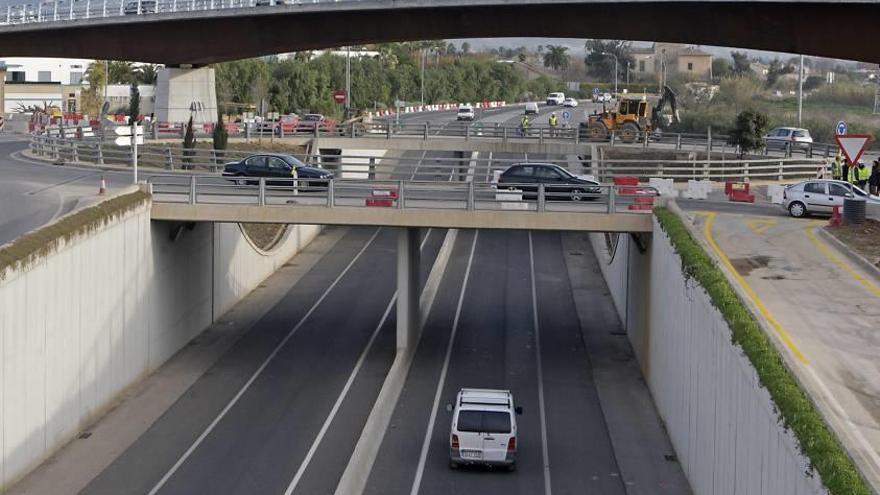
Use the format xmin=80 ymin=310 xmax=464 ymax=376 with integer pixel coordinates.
xmin=654 ymin=208 xmax=871 ymax=495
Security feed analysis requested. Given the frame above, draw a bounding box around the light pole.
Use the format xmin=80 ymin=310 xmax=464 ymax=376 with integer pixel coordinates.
xmin=420 ymin=47 xmax=426 ymax=105
xmin=345 ymin=46 xmax=351 ymax=120
xmin=601 ymin=52 xmax=618 ymax=96
xmin=797 ymin=54 xmax=804 ymax=126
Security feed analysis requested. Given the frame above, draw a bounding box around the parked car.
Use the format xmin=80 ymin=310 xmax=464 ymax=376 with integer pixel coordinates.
xmin=524 ymin=102 xmax=539 ymax=115
xmin=563 ymin=97 xmax=579 ymax=108
xmin=546 ymin=92 xmax=565 ymax=105
xmin=457 ymin=104 xmax=475 ymax=121
xmin=765 ymin=127 xmax=813 ymax=151
xmin=782 ymin=179 xmax=880 ymax=217
xmin=222 ymin=154 xmax=333 ymax=188
xmin=297 ymin=113 xmax=336 ymax=133
xmin=448 ymin=389 xmax=521 ymax=471
xmin=497 ymin=162 xmax=602 ymax=201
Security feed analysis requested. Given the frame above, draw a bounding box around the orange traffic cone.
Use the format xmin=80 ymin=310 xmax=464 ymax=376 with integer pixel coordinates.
xmin=99 ymin=175 xmax=106 ymax=195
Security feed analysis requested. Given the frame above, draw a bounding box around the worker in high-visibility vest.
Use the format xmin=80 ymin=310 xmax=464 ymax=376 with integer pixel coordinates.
xmin=548 ymin=113 xmax=559 ymax=137
xmin=854 ymin=161 xmax=871 ymax=190
xmin=831 ymin=153 xmax=842 ymax=180
xmin=519 ymin=115 xmax=530 ymax=137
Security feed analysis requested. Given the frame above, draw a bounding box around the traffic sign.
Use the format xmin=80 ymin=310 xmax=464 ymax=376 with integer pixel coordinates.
xmin=114 ymin=125 xmax=144 ymax=136
xmin=835 ymin=134 xmax=872 ymax=164
xmin=561 ymin=110 xmax=571 ymax=122
xmin=333 ymin=90 xmax=347 ymax=104
xmin=836 ymin=120 xmax=848 ymax=136
xmin=115 ymin=135 xmax=144 ymax=147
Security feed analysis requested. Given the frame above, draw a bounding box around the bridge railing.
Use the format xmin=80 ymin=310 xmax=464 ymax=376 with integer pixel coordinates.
xmin=29 ymin=135 xmax=829 ymax=183
xmin=146 ymin=174 xmax=661 ymax=215
xmin=2 ymin=0 xmax=355 ymax=25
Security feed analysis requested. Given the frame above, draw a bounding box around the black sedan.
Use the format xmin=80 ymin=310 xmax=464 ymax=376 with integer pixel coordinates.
xmin=497 ymin=163 xmax=601 ymax=201
xmin=223 ymin=154 xmax=333 ymax=188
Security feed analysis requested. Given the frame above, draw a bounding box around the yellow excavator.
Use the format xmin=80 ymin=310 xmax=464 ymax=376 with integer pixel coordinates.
xmin=581 ymin=86 xmax=680 ymax=142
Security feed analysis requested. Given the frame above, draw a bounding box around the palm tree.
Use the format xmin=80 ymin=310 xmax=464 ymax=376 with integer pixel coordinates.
xmin=107 ymin=60 xmax=134 ymax=84
xmin=543 ymin=45 xmax=570 ymax=71
xmin=134 ymin=64 xmax=159 ymax=85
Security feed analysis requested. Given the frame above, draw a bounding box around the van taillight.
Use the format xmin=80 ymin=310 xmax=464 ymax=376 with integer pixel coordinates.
xmin=451 ymin=434 xmax=459 ymax=449
xmin=507 ymin=437 xmax=516 ymax=452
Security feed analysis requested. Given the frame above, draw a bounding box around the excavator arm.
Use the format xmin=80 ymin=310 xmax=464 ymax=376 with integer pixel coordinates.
xmin=651 ymin=85 xmax=681 ymax=130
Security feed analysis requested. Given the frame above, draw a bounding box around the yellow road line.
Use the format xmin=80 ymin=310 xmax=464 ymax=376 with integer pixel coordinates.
xmin=702 ymin=212 xmax=809 ymax=364
xmin=804 ymin=221 xmax=880 ymax=298
xmin=744 ymin=217 xmax=777 ymax=235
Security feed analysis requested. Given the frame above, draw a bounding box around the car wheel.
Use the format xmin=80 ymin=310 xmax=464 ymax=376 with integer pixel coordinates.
xmin=234 ymin=174 xmax=247 ymax=186
xmin=589 ymin=122 xmax=608 ymax=140
xmin=570 ymin=188 xmax=585 ymax=201
xmin=620 ymin=122 xmax=639 ymax=142
xmin=788 ymin=201 xmax=807 ymax=218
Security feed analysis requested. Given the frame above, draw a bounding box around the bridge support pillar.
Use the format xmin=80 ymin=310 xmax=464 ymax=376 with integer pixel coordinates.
xmin=397 ymin=227 xmax=420 ymax=351
xmin=154 ymin=66 xmax=217 ymax=125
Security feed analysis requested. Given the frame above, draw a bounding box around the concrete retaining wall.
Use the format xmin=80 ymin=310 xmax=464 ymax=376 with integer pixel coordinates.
xmin=0 ymin=197 xmax=319 ymax=490
xmin=588 ymin=221 xmax=826 ymax=495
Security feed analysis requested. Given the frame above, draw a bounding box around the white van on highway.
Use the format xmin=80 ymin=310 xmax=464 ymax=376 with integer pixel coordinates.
xmin=448 ymin=388 xmax=521 ymax=471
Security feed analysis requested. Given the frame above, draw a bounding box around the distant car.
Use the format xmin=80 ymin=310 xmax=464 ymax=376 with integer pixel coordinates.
xmin=782 ymin=179 xmax=880 ymax=217
xmin=449 ymin=389 xmax=521 ymax=471
xmin=497 ymin=163 xmax=601 ymax=201
xmin=545 ymin=92 xmax=565 ymax=105
xmin=563 ymin=97 xmax=579 ymax=108
xmin=222 ymin=154 xmax=333 ymax=188
xmin=297 ymin=113 xmax=336 ymax=133
xmin=765 ymin=127 xmax=813 ymax=151
xmin=602 ymin=92 xmax=613 ymax=102
xmin=524 ymin=102 xmax=539 ymax=115
xmin=457 ymin=104 xmax=475 ymax=121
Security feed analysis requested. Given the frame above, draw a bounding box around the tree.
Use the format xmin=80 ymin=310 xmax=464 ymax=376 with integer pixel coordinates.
xmin=731 ymin=51 xmax=751 ymax=76
xmin=712 ymin=58 xmax=731 ymax=79
xmin=727 ymin=109 xmax=769 ymax=157
xmin=584 ymin=40 xmax=633 ymax=81
xmin=804 ymin=75 xmax=824 ymax=91
xmin=134 ymin=64 xmax=159 ymax=85
xmin=542 ymin=45 xmax=570 ymax=71
xmin=213 ymin=114 xmax=228 ymax=151
xmin=183 ymin=116 xmax=196 ymax=167
xmin=460 ymin=42 xmax=470 ymax=54
xmin=81 ymin=61 xmax=106 ymax=118
xmin=107 ymin=61 xmax=134 ymax=84
xmin=128 ymin=82 xmax=140 ymax=122
xmin=517 ymin=52 xmax=527 ymax=63
xmin=765 ymin=58 xmax=794 ymax=87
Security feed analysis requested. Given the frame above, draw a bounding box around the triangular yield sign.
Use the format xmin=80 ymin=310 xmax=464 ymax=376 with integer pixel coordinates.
xmin=835 ymin=134 xmax=872 ymax=164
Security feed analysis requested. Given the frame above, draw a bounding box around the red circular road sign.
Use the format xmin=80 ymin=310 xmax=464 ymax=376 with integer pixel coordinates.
xmin=333 ymin=90 xmax=347 ymax=104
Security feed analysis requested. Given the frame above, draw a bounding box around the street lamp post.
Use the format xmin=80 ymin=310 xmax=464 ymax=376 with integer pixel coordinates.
xmin=345 ymin=46 xmax=351 ymax=120
xmin=601 ymin=52 xmax=618 ymax=96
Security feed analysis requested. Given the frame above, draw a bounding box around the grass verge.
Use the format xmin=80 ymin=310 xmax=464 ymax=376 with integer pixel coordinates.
xmin=0 ymin=190 xmax=150 ymax=281
xmin=654 ymin=207 xmax=871 ymax=495
xmin=241 ymin=223 xmax=287 ymax=252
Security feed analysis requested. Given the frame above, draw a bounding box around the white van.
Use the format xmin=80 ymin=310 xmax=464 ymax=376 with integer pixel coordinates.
xmin=546 ymin=92 xmax=565 ymax=105
xmin=448 ymin=388 xmax=521 ymax=471
xmin=456 ymin=104 xmax=475 ymax=121
xmin=524 ymin=102 xmax=539 ymax=115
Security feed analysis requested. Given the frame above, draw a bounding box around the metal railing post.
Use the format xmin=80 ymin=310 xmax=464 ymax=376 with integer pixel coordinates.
xmin=327 ymin=179 xmax=334 ymax=207
xmin=189 ymin=175 xmax=197 ymax=204
xmin=350 ymin=121 xmax=356 ymax=138
xmin=96 ymin=142 xmax=104 ymax=165
xmin=69 ymin=0 xmax=74 ymax=19
xmin=607 ymin=186 xmax=616 ymax=213
xmin=643 ymin=130 xmax=649 ymax=148
xmin=165 ymin=147 xmax=174 ymax=170
xmin=465 ymin=125 xmax=470 ymax=141
xmin=102 ymin=0 xmax=106 ymax=17
xmin=385 ymin=121 xmax=391 ymax=140
xmin=467 ymin=181 xmax=475 ymax=210
xmin=397 ymin=180 xmax=405 ymax=209
xmin=537 ymin=184 xmax=545 ymax=212
xmin=676 ymin=133 xmax=682 ymax=150
xmin=70 ymin=141 xmax=78 ymax=162
xmin=778 ymin=161 xmax=784 ymax=181
xmin=314 ymin=125 xmax=319 ymax=138
xmin=539 ymin=127 xmax=544 ymax=144
xmin=574 ymin=126 xmax=579 ymax=144
xmin=423 ymin=122 xmax=429 ymax=140
xmin=258 ymin=177 xmax=266 ymax=206
xmin=502 ymin=126 xmax=508 ymax=142
xmin=6 ymin=6 xmax=10 ymax=23
xmin=368 ymin=157 xmax=376 ymax=180
xmin=610 ymin=131 xmax=616 ymax=147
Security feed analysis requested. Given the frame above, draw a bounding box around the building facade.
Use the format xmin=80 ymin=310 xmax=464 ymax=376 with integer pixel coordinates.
xmin=630 ymin=44 xmax=713 ymax=81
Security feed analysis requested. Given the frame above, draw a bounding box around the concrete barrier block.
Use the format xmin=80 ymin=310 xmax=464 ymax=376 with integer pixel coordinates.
xmin=767 ymin=184 xmax=785 ymax=204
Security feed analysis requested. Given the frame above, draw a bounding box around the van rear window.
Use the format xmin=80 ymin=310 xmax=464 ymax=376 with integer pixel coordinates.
xmin=457 ymin=411 xmax=511 ymax=433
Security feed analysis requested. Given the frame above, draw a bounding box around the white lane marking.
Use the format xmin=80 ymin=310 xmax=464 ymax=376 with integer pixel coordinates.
xmin=147 ymin=228 xmax=384 ymax=495
xmin=284 ymin=228 xmax=434 ymax=495
xmin=528 ymin=232 xmax=553 ymax=495
xmin=411 ymin=150 xmax=429 ymax=181
xmin=409 ymin=231 xmax=479 ymax=495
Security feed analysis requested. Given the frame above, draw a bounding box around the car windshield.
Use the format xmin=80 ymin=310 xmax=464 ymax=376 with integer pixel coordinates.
xmin=303 ymin=114 xmax=322 ymax=121
xmin=279 ymin=155 xmax=306 ymax=168
xmin=457 ymin=411 xmax=511 ymax=433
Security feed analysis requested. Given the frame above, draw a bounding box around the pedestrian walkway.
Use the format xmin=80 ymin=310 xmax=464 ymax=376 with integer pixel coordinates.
xmin=693 ymin=211 xmax=880 ymax=490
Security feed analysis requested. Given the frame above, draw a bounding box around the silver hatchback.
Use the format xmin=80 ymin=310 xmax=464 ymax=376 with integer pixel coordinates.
xmin=782 ymin=179 xmax=876 ymax=217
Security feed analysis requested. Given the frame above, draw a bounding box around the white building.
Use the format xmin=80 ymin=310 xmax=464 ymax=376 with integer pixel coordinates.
xmin=2 ymin=57 xmax=94 ymax=84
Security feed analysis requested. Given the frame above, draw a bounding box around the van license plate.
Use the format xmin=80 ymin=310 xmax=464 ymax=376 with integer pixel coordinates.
xmin=461 ymin=450 xmax=482 ymax=460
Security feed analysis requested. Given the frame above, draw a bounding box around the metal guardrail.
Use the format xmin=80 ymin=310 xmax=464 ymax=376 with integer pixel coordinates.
xmin=147 ymin=175 xmax=660 ymax=215
xmin=1 ymin=0 xmax=354 ymax=26
xmin=29 ymin=135 xmax=829 ymax=182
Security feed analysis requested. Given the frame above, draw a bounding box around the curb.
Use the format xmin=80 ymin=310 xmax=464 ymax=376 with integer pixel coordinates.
xmin=334 ymin=228 xmax=459 ymax=495
xmin=818 ymin=227 xmax=880 ymax=283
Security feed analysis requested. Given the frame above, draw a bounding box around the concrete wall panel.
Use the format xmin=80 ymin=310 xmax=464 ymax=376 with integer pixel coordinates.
xmin=588 ymin=222 xmax=828 ymax=495
xmin=0 ymin=199 xmax=320 ymax=490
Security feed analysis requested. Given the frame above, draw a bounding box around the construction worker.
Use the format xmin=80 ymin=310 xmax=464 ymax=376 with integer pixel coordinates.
xmin=842 ymin=159 xmax=850 ymax=184
xmin=869 ymin=160 xmax=880 ymax=195
xmin=831 ymin=152 xmax=842 ymax=180
xmin=519 ymin=114 xmax=530 ymax=137
xmin=854 ymin=161 xmax=870 ymax=190
xmin=548 ymin=112 xmax=558 ymax=136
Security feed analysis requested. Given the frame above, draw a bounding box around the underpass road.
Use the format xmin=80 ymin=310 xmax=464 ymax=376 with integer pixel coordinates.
xmin=366 ymin=229 xmax=641 ymax=495
xmin=81 ymin=227 xmax=444 ymax=495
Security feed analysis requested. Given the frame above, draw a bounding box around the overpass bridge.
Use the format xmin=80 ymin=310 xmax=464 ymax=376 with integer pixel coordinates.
xmin=0 ymin=0 xmax=878 ymax=64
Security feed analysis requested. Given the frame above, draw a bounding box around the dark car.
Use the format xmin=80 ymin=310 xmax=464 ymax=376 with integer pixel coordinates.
xmin=222 ymin=154 xmax=333 ymax=189
xmin=497 ymin=163 xmax=601 ymax=201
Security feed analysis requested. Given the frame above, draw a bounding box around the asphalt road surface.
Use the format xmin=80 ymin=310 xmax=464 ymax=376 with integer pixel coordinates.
xmin=80 ymin=227 xmax=445 ymax=495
